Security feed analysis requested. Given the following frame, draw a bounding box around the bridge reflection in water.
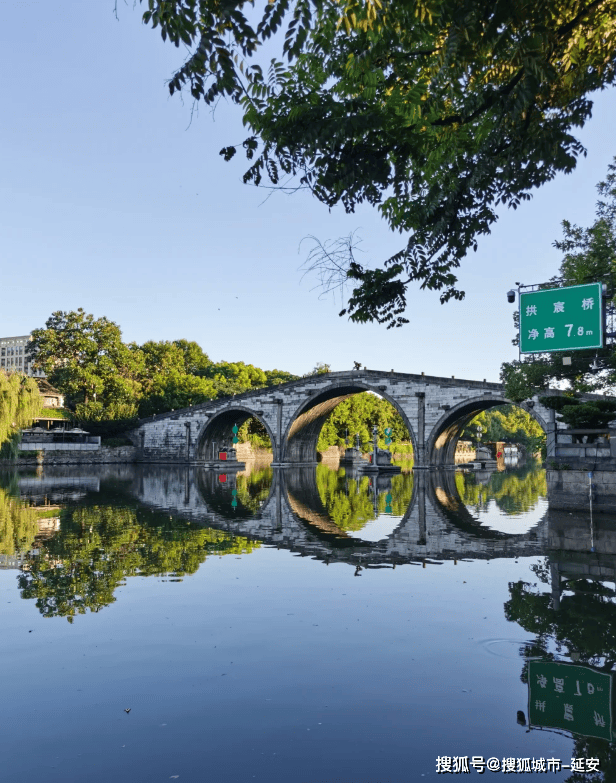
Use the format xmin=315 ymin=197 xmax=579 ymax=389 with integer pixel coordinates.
xmin=126 ymin=461 xmax=548 ymax=567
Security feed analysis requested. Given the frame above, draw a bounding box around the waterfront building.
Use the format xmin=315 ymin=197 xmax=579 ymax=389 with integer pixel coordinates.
xmin=36 ymin=379 xmax=64 ymax=409
xmin=0 ymin=335 xmax=45 ymax=377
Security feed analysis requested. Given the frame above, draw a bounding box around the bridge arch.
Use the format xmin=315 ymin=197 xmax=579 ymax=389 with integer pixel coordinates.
xmin=195 ymin=405 xmax=278 ymax=461
xmin=426 ymin=396 xmax=548 ymax=466
xmin=281 ymin=381 xmax=417 ymax=464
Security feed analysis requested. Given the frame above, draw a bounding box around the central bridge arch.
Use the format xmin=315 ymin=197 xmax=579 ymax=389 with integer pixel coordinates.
xmin=282 ymin=381 xmax=417 ymax=464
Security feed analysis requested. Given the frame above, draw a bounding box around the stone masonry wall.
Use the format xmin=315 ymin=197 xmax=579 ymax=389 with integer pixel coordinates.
xmin=3 ymin=446 xmax=138 ymax=465
xmin=547 ymin=469 xmax=616 ymax=514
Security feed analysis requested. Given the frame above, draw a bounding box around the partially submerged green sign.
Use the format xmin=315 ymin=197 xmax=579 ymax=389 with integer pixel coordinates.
xmin=519 ymin=282 xmax=603 ymax=354
xmin=528 ymin=660 xmax=612 ymax=740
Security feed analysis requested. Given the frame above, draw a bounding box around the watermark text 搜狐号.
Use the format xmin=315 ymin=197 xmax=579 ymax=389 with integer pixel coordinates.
xmin=436 ymin=756 xmax=600 ymax=773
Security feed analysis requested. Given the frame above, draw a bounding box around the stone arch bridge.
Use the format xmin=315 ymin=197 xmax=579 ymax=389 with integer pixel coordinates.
xmin=130 ymin=370 xmax=558 ymax=467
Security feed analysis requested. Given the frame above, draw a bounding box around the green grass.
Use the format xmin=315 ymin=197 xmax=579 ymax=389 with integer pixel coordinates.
xmin=32 ymin=508 xmax=61 ymax=519
xmin=36 ymin=408 xmax=72 ymax=420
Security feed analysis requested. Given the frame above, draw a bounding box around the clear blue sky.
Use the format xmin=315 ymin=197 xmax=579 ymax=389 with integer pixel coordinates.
xmin=2 ymin=2 xmax=614 ymax=381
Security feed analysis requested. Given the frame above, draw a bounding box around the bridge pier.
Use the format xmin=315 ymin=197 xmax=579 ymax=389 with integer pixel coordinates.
xmin=414 ymin=392 xmax=426 ymax=467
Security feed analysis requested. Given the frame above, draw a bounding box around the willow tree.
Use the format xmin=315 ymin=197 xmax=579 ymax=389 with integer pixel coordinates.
xmin=140 ymin=0 xmax=616 ymax=326
xmin=0 ymin=371 xmax=42 ymax=457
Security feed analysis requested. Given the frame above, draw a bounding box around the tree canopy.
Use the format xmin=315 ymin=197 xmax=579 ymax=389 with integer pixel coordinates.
xmin=28 ymin=309 xmax=143 ymax=419
xmin=140 ymin=0 xmax=616 ymax=326
xmin=26 ymin=309 xmax=302 ymax=425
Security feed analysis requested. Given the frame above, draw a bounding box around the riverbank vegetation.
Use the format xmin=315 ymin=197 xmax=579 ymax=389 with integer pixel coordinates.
xmin=27 ymin=309 xmax=301 ymax=434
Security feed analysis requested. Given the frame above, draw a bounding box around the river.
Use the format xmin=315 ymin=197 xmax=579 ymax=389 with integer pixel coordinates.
xmin=0 ymin=460 xmax=613 ymax=781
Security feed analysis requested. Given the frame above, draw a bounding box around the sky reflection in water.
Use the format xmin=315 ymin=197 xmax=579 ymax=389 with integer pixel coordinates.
xmin=0 ymin=461 xmax=613 ymax=782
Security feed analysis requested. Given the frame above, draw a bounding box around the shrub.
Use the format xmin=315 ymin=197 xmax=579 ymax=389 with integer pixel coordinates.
xmin=101 ymin=437 xmax=133 ymax=448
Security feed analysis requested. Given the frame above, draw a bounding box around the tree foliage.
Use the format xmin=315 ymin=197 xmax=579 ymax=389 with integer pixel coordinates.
xmin=28 ymin=309 xmax=143 ymax=417
xmin=539 ymin=394 xmax=616 ymax=437
xmin=316 ymin=392 xmax=411 ymax=451
xmin=140 ymin=0 xmax=616 ymax=326
xmin=311 ymin=362 xmax=331 ymax=375
xmin=27 ymin=310 xmax=301 ymax=422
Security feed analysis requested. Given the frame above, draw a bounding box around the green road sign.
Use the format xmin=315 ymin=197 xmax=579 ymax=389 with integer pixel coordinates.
xmin=231 ymin=499 xmax=238 ymax=508
xmin=519 ymin=283 xmax=603 ymax=354
xmin=384 ymin=428 xmax=392 ymax=436
xmin=232 ymin=436 xmax=239 ymax=444
xmin=232 ymin=425 xmax=239 ymax=434
xmin=528 ymin=660 xmax=612 ymax=740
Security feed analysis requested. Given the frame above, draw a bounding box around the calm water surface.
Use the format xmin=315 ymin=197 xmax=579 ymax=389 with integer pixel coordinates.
xmin=1 ymin=461 xmax=614 ymax=782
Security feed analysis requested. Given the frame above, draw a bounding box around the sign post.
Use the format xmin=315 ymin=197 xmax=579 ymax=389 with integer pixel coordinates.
xmin=528 ymin=660 xmax=612 ymax=740
xmin=519 ymin=283 xmax=603 ymax=355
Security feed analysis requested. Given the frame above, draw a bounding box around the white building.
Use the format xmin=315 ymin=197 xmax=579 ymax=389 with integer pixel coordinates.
xmin=0 ymin=335 xmax=45 ymax=377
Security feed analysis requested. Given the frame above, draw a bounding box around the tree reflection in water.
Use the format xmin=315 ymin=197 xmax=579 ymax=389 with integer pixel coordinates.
xmin=234 ymin=465 xmax=273 ymax=512
xmin=315 ymin=465 xmax=414 ymax=531
xmin=312 ymin=460 xmax=547 ymax=536
xmin=506 ymin=564 xmax=616 ymax=779
xmin=0 ymin=484 xmax=39 ymax=556
xmin=17 ymin=504 xmax=260 ymax=622
xmin=456 ymin=460 xmax=547 ymax=516
xmin=3 ymin=461 xmax=549 ymax=622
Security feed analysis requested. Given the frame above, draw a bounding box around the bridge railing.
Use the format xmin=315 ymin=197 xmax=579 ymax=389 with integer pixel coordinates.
xmin=554 ymin=427 xmax=616 ymax=461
